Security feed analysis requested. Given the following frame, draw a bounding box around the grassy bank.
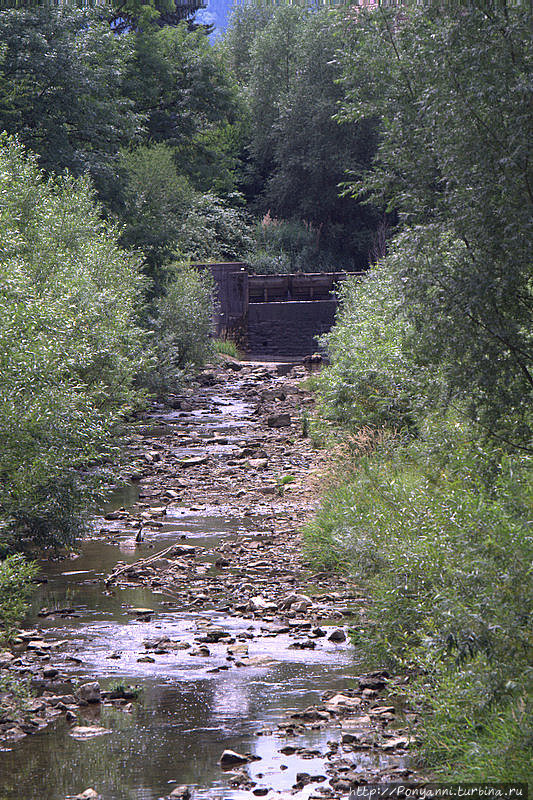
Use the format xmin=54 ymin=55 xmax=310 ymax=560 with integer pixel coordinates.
xmin=305 ymin=249 xmax=532 ymax=782
xmin=305 ymin=422 xmax=532 ymax=781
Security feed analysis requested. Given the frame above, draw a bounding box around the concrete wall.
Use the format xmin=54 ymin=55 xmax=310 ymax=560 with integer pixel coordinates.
xmin=195 ymin=262 xmax=360 ymax=356
xmin=247 ymin=300 xmax=338 ymax=356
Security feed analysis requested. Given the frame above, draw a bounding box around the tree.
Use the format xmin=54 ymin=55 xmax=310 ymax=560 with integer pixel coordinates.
xmin=220 ymin=5 xmax=380 ymax=269
xmin=0 ymin=9 xmax=139 ymax=203
xmin=339 ymin=3 xmax=533 ymax=447
xmin=125 ymin=24 xmax=238 ymax=165
xmin=263 ymin=9 xmax=379 ymax=268
xmin=118 ymin=143 xmax=194 ymax=289
xmin=109 ymin=0 xmax=205 ymax=34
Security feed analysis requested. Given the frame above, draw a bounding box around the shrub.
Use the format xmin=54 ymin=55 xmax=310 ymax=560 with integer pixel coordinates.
xmin=178 ymin=192 xmax=253 ymax=262
xmin=0 ymin=137 xmax=146 ymax=549
xmin=305 ymin=423 xmax=533 ymax=780
xmin=316 ymin=263 xmax=433 ymax=433
xmin=143 ymin=266 xmax=214 ymax=396
xmin=0 ymin=555 xmax=37 ymax=640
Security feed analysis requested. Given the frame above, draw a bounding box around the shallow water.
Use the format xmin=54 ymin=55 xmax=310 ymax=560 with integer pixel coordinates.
xmin=1 ymin=372 xmax=387 ymax=800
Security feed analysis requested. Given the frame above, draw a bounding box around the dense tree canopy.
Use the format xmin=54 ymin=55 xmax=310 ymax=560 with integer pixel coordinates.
xmin=339 ymin=2 xmax=533 ymax=446
xmin=0 ymin=9 xmax=139 ymax=203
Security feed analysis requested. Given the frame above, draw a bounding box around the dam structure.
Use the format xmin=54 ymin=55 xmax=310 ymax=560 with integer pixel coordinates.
xmin=199 ymin=262 xmax=362 ymax=357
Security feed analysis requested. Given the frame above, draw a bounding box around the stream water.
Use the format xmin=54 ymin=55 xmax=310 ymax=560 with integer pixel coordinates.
xmin=0 ymin=368 xmax=395 ymax=800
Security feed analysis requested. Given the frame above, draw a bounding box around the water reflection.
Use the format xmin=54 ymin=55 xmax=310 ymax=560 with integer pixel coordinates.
xmin=2 ymin=376 xmax=369 ymax=799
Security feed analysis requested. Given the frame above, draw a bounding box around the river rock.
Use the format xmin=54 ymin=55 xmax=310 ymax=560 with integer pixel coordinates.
xmin=358 ymin=671 xmax=389 ymax=690
xmin=248 ymin=596 xmax=277 ymax=613
xmin=328 ymin=628 xmax=346 ymax=643
xmin=75 ymin=682 xmax=101 ymax=704
xmin=189 ymin=646 xmax=210 ymax=657
xmin=179 ymin=456 xmax=208 ymax=468
xmin=266 ymin=413 xmax=291 ymax=428
xmin=248 ymin=458 xmax=268 ymax=469
xmin=279 ymin=593 xmax=312 ymax=612
xmin=220 ymin=749 xmax=249 ymax=767
xmin=325 ymin=693 xmax=362 ymax=712
xmin=168 ymin=785 xmax=191 ymax=799
xmin=74 ymin=790 xmax=100 ymax=800
xmin=0 ymin=652 xmax=14 ymax=668
xmin=69 ymin=725 xmax=112 ymax=740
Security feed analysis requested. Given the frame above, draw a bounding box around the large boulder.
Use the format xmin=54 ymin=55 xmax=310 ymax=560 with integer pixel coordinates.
xmin=267 ymin=413 xmax=291 ymax=428
xmin=220 ymin=749 xmax=249 ymax=768
xmin=75 ymin=682 xmax=101 ymax=704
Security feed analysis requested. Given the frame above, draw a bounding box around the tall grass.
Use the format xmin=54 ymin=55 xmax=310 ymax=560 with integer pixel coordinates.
xmin=213 ymin=338 xmax=241 ymax=359
xmin=305 ymin=424 xmax=533 ymax=780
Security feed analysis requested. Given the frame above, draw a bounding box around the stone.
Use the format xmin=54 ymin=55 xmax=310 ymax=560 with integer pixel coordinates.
xmin=327 ymin=628 xmax=346 ymax=643
xmin=189 ymin=646 xmax=210 ymax=657
xmin=69 ymin=726 xmax=112 ymax=740
xmin=279 ymin=593 xmax=312 ymax=612
xmin=43 ymin=667 xmax=59 ymax=678
xmin=75 ymin=682 xmax=101 ymax=704
xmin=248 ymin=458 xmax=268 ymax=469
xmin=358 ymin=671 xmax=389 ymax=690
xmin=168 ymin=786 xmax=191 ymax=799
xmin=266 ymin=413 xmax=291 ymax=428
xmin=248 ymin=596 xmax=278 ymax=613
xmin=74 ymin=790 xmax=100 ymax=800
xmin=324 ymin=693 xmax=362 ymax=712
xmin=0 ymin=652 xmax=14 ymax=668
xmin=179 ymin=456 xmax=208 ymax=468
xmin=220 ymin=749 xmax=249 ymax=768
xmin=381 ymin=735 xmax=409 ymax=750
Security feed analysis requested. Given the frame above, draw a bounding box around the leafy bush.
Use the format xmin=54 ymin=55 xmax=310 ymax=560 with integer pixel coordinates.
xmin=316 ymin=263 xmax=433 ymax=433
xmin=118 ymin=143 xmax=193 ymax=290
xmin=0 ymin=137 xmax=146 ymax=549
xmin=339 ymin=4 xmax=533 ymax=450
xmin=143 ymin=266 xmax=214 ymax=396
xmin=0 ymin=555 xmax=37 ymax=639
xmin=305 ymin=422 xmax=533 ymax=780
xmin=178 ymin=192 xmax=253 ymax=262
xmin=247 ymin=215 xmax=332 ymax=274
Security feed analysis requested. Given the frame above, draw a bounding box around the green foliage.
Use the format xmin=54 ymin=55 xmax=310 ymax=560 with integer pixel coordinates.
xmin=310 ymin=8 xmax=533 ymax=776
xmin=247 ymin=216 xmax=315 ymax=274
xmin=143 ymin=266 xmax=214 ymax=396
xmin=125 ymin=24 xmax=238 ymax=169
xmin=109 ymin=0 xmax=203 ymax=34
xmin=0 ymin=9 xmax=139 ymax=204
xmin=317 ymin=264 xmax=433 ymax=432
xmin=0 ymin=554 xmax=37 ymax=639
xmin=178 ymin=192 xmax=253 ymax=262
xmin=213 ymin=338 xmax=241 ymax=359
xmin=275 ymin=474 xmax=296 ymax=497
xmin=118 ymin=143 xmax=194 ymax=288
xmin=106 ymin=681 xmax=142 ymax=699
xmin=339 ymin=3 xmax=533 ymax=448
xmin=0 ymin=138 xmax=146 ymax=549
xmin=305 ymin=424 xmax=533 ymax=780
xmin=223 ymin=4 xmax=379 ymax=270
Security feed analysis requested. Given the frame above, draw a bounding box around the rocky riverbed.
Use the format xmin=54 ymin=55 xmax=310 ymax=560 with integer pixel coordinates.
xmin=0 ymin=359 xmax=419 ymax=800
